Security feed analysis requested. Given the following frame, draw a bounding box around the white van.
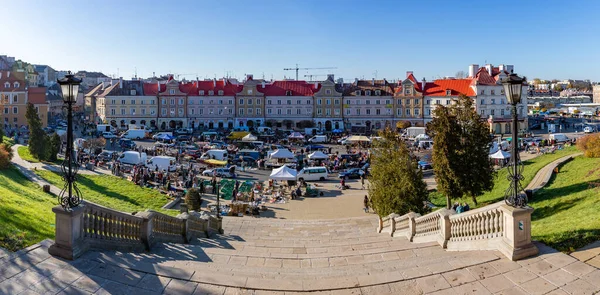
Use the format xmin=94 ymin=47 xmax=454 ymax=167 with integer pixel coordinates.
xmin=200 ymin=149 xmax=228 ymax=161
xmin=118 ymin=151 xmax=147 ymax=165
xmin=549 ymin=133 xmax=568 ymax=142
xmin=257 ymin=127 xmax=272 ymax=134
xmin=121 ymin=129 xmax=149 ymax=140
xmin=97 ymin=124 xmax=117 ymax=133
xmin=146 ymin=156 xmax=177 ymax=172
xmin=297 ymin=167 xmax=328 ymax=182
xmin=308 ymin=135 xmax=327 ymax=143
xmin=251 ymin=141 xmax=265 ymax=149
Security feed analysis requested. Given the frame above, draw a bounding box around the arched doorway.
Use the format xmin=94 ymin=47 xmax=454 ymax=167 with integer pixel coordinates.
xmin=239 ymin=121 xmax=244 ymax=127
xmin=218 ymin=122 xmax=224 ymax=129
xmin=375 ymin=121 xmax=381 ymax=129
xmin=120 ymin=120 xmax=126 ymax=128
xmin=177 ymin=121 xmax=183 ymax=128
xmin=190 ymin=121 xmax=195 ymax=129
xmin=247 ymin=120 xmax=254 ymax=129
xmin=140 ymin=120 xmax=146 ymax=126
xmin=150 ymin=120 xmax=156 ymax=128
xmin=169 ymin=120 xmax=176 ymax=129
xmin=208 ymin=122 xmax=214 ymax=129
xmin=286 ymin=121 xmax=292 ymax=130
xmin=130 ymin=120 xmax=136 ymax=125
xmin=228 ymin=122 xmax=233 ymax=129
xmin=334 ymin=122 xmax=340 ymax=129
xmin=505 ymin=123 xmax=511 ymax=134
xmin=495 ymin=123 xmax=501 ymax=134
xmin=110 ymin=120 xmax=117 ymax=127
xmin=365 ymin=121 xmax=372 ymax=131
xmin=160 ymin=122 xmax=166 ymax=130
xmin=255 ymin=120 xmax=261 ymax=127
xmin=317 ymin=122 xmax=322 ymax=130
xmin=325 ymin=121 xmax=332 ymax=131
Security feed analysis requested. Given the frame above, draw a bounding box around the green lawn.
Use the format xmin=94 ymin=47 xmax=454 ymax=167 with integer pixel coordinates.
xmin=35 ymin=170 xmax=177 ymax=216
xmin=429 ymin=146 xmax=580 ymax=208
xmin=0 ymin=167 xmax=55 ymax=251
xmin=17 ymin=146 xmax=40 ymax=163
xmin=2 ymin=136 xmax=14 ymax=146
xmin=530 ymin=155 xmax=600 ymax=252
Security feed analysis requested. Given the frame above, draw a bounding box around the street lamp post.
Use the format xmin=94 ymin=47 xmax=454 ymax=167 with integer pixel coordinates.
xmin=501 ymin=72 xmax=527 ymax=207
xmin=57 ymin=72 xmax=83 ymax=209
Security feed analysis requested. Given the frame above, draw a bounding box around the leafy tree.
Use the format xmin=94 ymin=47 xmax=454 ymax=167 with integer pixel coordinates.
xmin=185 ymin=188 xmax=203 ymax=211
xmin=427 ymin=95 xmax=495 ymax=208
xmin=0 ymin=143 xmax=13 ymax=169
xmin=25 ymin=103 xmax=47 ymax=160
xmin=576 ymin=134 xmax=600 ymax=158
xmin=369 ymin=128 xmax=429 ymax=216
xmin=396 ymin=121 xmax=411 ymax=130
xmin=82 ymin=137 xmax=106 ymax=155
xmin=46 ymin=133 xmax=61 ymax=161
xmin=532 ymin=78 xmax=541 ymax=85
xmin=553 ymin=84 xmax=563 ymax=92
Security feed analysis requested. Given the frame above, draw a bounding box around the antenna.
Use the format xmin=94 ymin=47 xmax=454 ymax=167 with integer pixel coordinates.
xmin=134 ymin=67 xmax=137 ymax=79
xmin=373 ymin=70 xmax=378 ymax=79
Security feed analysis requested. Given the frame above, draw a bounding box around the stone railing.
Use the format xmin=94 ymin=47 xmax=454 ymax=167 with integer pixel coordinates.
xmin=49 ymin=202 xmax=218 ymax=260
xmin=377 ymin=202 xmax=538 ymax=261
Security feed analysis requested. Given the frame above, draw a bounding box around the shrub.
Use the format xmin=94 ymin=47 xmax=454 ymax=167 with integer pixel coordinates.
xmin=0 ymin=143 xmax=13 ymax=169
xmin=185 ymin=188 xmax=203 ymax=211
xmin=576 ymin=134 xmax=600 ymax=158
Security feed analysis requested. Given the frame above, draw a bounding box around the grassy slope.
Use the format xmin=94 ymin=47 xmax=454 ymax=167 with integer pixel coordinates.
xmin=35 ymin=170 xmax=176 ymax=216
xmin=0 ymin=167 xmax=55 ymax=251
xmin=531 ymin=156 xmax=600 ymax=252
xmin=17 ymin=146 xmax=40 ymax=163
xmin=2 ymin=136 xmax=14 ymax=146
xmin=429 ymin=146 xmax=579 ymax=208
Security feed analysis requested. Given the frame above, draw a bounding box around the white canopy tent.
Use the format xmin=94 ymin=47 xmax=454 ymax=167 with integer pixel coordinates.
xmin=269 ymin=165 xmax=298 ymax=181
xmin=489 ymin=149 xmax=511 ymax=159
xmin=346 ymin=135 xmax=371 ymax=143
xmin=288 ymin=132 xmax=305 ymax=139
xmin=270 ymin=148 xmax=295 ymax=159
xmin=241 ymin=133 xmax=258 ymax=141
xmin=307 ymin=151 xmax=328 ymax=160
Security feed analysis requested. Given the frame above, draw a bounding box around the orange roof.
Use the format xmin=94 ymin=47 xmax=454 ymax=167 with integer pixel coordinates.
xmin=424 ymin=79 xmax=475 ymax=96
xmin=472 ymin=68 xmax=497 ymax=85
xmin=28 ymin=87 xmax=47 ymax=104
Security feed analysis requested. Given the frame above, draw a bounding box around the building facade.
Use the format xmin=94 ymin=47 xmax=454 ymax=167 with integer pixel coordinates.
xmin=342 ymin=79 xmax=395 ymax=131
xmin=313 ymin=75 xmax=343 ymax=130
xmin=1 ymin=71 xmax=29 ymax=130
xmin=235 ymin=75 xmax=265 ymax=129
xmin=593 ymin=85 xmax=600 ymax=104
xmin=394 ymin=72 xmax=425 ymax=127
xmin=96 ymin=79 xmax=157 ymax=130
xmin=262 ymin=80 xmax=319 ymax=130
xmin=185 ymin=79 xmax=239 ymax=130
xmin=28 ymin=87 xmax=49 ymax=128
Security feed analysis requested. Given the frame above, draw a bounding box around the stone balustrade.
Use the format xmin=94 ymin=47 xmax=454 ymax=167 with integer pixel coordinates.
xmin=377 ymin=202 xmax=538 ymax=261
xmin=49 ymin=202 xmax=217 ymax=260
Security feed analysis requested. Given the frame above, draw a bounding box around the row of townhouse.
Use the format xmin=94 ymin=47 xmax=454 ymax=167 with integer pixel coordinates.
xmin=86 ymin=63 xmax=528 ymax=134
xmin=0 ymin=71 xmax=49 ymax=130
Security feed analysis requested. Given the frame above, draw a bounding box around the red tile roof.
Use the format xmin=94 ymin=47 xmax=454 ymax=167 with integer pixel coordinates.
xmin=180 ymin=79 xmax=242 ymax=96
xmin=0 ymin=71 xmax=26 ymax=92
xmin=28 ymin=87 xmax=47 ymax=104
xmin=258 ymin=80 xmax=320 ymax=96
xmin=143 ymin=82 xmax=167 ymax=95
xmin=424 ymin=78 xmax=475 ymax=96
xmin=472 ymin=67 xmax=497 ymax=85
xmin=407 ymin=73 xmax=418 ymax=85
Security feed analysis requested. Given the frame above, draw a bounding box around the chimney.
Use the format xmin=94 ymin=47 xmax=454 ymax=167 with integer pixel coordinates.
xmin=7 ymin=71 xmax=10 ymax=78
xmin=0 ymin=72 xmax=2 ymax=79
xmin=468 ymin=64 xmax=479 ymax=77
xmin=314 ymin=81 xmax=318 ymax=89
xmin=327 ymin=74 xmax=334 ymax=81
xmin=421 ymin=78 xmax=426 ymax=91
xmin=485 ymin=64 xmax=493 ymax=76
xmin=354 ymin=78 xmax=358 ymax=84
xmin=247 ymin=74 xmax=253 ymax=81
xmin=506 ymin=65 xmax=514 ymax=74
xmin=156 ymin=81 xmax=159 ymax=92
xmin=119 ymin=77 xmax=123 ymax=89
xmin=372 ymin=78 xmax=375 ymax=86
xmin=406 ymin=71 xmax=413 ymax=78
xmin=261 ymin=81 xmax=265 ymax=88
xmin=213 ymin=78 xmax=216 ymax=88
xmin=498 ymin=64 xmax=505 ymax=73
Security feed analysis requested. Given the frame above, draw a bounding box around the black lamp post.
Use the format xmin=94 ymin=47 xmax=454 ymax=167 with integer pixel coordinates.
xmin=501 ymin=72 xmax=527 ymax=207
xmin=57 ymin=71 xmax=83 ymax=209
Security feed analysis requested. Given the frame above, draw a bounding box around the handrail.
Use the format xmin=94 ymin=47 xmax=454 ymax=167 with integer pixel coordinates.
xmin=449 ymin=202 xmax=504 ymax=242
xmin=414 ymin=210 xmax=441 ymax=238
xmin=81 ymin=202 xmax=144 ymax=244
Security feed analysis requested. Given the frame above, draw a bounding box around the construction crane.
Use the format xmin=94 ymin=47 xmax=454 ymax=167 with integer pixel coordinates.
xmin=303 ymin=74 xmax=329 ymax=81
xmin=284 ymin=64 xmax=337 ymax=81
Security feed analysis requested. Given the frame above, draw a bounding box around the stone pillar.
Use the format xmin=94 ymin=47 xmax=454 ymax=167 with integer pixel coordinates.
xmin=180 ymin=203 xmax=189 ymax=214
xmin=437 ymin=209 xmax=455 ymax=249
xmin=208 ymin=215 xmax=223 ymax=236
xmin=498 ymin=205 xmax=538 ymax=261
xmin=48 ymin=205 xmax=87 ymax=260
xmin=390 ymin=217 xmax=396 ymax=237
xmin=406 ymin=213 xmax=419 ymax=242
xmin=135 ymin=211 xmax=155 ymax=251
xmin=177 ymin=213 xmax=190 ymax=243
xmin=377 ymin=216 xmax=383 ymax=233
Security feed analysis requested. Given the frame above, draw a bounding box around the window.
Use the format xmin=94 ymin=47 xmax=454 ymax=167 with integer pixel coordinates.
xmin=427 ymin=109 xmax=431 ymax=116
xmin=405 ymin=109 xmax=410 ymax=116
xmin=239 ymin=108 xmax=244 ymax=116
xmin=387 ymin=109 xmax=392 ymax=115
xmin=256 ymin=108 xmax=261 ymax=115
xmin=218 ymin=109 xmax=223 ymax=115
xmin=296 ymin=100 xmax=301 ymax=105
xmin=161 ymin=99 xmax=166 ymax=105
xmin=131 ymin=99 xmax=135 ymax=105
xmin=334 ymin=109 xmax=340 ymax=116
xmin=13 ymin=107 xmax=18 ymax=114
xmin=490 ymin=89 xmax=496 ymax=95
xmin=326 ymin=99 xmax=331 ymax=105
xmin=414 ymin=99 xmax=419 ymax=105
xmin=286 ymin=90 xmax=292 ymax=96
xmin=248 ymin=99 xmax=253 ymax=105
xmin=334 ymin=99 xmax=340 ymax=105
xmin=256 ymin=98 xmax=261 ymax=104
xmin=426 ymin=100 xmax=430 ymax=105
xmin=12 ymin=95 xmax=17 ymax=103
xmin=480 ymin=110 xmax=485 ymax=116
xmin=130 ymin=108 xmax=135 ymax=115
xmin=366 ymin=100 xmax=370 ymax=105
xmin=366 ymin=109 xmax=371 ymax=115
xmin=141 ymin=100 xmax=145 ymax=105
xmin=277 ymin=109 xmax=282 ymax=115
xmin=170 ymin=99 xmax=175 ymax=105
xmin=247 ymin=90 xmax=253 ymax=95
xmin=111 ymin=109 xmax=116 ymax=115
xmin=209 ymin=100 xmax=214 ymax=104
xmin=150 ymin=109 xmax=156 ymax=115
xmin=198 ymin=100 xmax=203 ymax=105
xmin=317 ymin=109 xmax=322 ymax=115
xmin=277 ymin=100 xmax=281 ymax=105
xmin=170 ymin=108 xmax=175 ymax=115
xmin=248 ymin=108 xmax=253 ymax=115
xmin=121 ymin=108 xmax=126 ymax=115
xmin=446 ymin=90 xmax=451 ymax=95
xmin=14 ymin=82 xmax=19 ymax=88
xmin=3 ymin=82 xmax=8 ymax=88
xmin=307 ymin=100 xmax=311 ymax=105
xmin=501 ymin=89 xmax=505 ymax=95
xmin=446 ymin=100 xmax=450 ymax=105
xmin=190 ymin=108 xmax=194 ymax=115
xmin=121 ymin=100 xmax=126 ymax=105
xmin=346 ymin=109 xmax=351 ymax=115
xmin=179 ymin=98 xmax=184 ymax=105
xmin=208 ymin=91 xmax=214 ymax=96
xmin=397 ymin=99 xmax=402 ymax=105
xmin=405 ymin=88 xmax=411 ymax=95
xmin=366 ymin=90 xmax=372 ymax=96
xmin=286 ymin=109 xmax=291 ymax=115
xmin=198 ymin=109 xmax=203 ymax=115
xmin=228 ymin=109 xmax=232 ymax=114
xmin=480 ymin=99 xmax=485 ymax=105
xmin=218 ymin=90 xmax=224 ymax=96
xmin=218 ymin=99 xmax=223 ymax=105
xmin=162 ymin=109 xmax=167 ymax=116
xmin=287 ymin=100 xmax=291 ymax=105
xmin=385 ymin=100 xmax=391 ymax=105
xmin=317 ymin=99 xmax=322 ymax=105
xmin=355 ymin=90 xmax=361 ymax=95
xmin=296 ymin=109 xmax=301 ymax=115
xmin=491 ymin=99 xmax=496 ymax=104
xmin=436 ymin=100 xmax=441 ymax=105
xmin=326 ymin=109 xmax=331 ymax=116
xmin=130 ymin=89 xmax=136 ymax=96
xmin=480 ymin=90 xmax=484 ymax=95
xmin=491 ymin=109 xmax=495 ymax=116
xmin=199 ymin=90 xmax=205 ymax=95
xmin=501 ymin=99 xmax=505 ymax=105
xmin=267 ymin=100 xmax=272 ymax=105
xmin=267 ymin=109 xmax=272 ymax=115
xmin=501 ymin=109 xmax=505 ymax=116
xmin=397 ymin=108 xmax=402 ymax=116
xmin=376 ymin=90 xmax=381 ymax=96
xmin=414 ymin=109 xmax=419 ymax=116
xmin=375 ymin=109 xmax=380 ymax=115
xmin=239 ymin=99 xmax=244 ymax=105
xmin=170 ymin=89 xmax=175 ymax=95
xmin=356 ymin=109 xmax=360 ymax=115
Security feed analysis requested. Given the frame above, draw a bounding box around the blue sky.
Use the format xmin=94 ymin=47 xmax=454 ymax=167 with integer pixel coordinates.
xmin=3 ymin=0 xmax=599 ymax=82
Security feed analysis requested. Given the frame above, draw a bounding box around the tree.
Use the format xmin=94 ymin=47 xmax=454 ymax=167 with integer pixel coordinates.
xmin=0 ymin=143 xmax=13 ymax=169
xmin=427 ymin=95 xmax=495 ymax=208
xmin=0 ymin=114 xmax=4 ymax=140
xmin=185 ymin=188 xmax=203 ymax=211
xmin=396 ymin=121 xmax=411 ymax=130
xmin=553 ymin=84 xmax=563 ymax=92
xmin=46 ymin=133 xmax=61 ymax=161
xmin=532 ymin=78 xmax=541 ymax=85
xmin=455 ymin=71 xmax=466 ymax=79
xmin=82 ymin=137 xmax=106 ymax=155
xmin=577 ymin=134 xmax=600 ymax=158
xmin=369 ymin=128 xmax=429 ymax=216
xmin=26 ymin=103 xmax=47 ymax=160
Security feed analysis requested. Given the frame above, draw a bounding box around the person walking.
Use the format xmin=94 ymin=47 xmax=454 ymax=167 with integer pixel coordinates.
xmin=360 ymin=174 xmax=366 ymax=190
xmin=363 ymin=195 xmax=370 ymax=213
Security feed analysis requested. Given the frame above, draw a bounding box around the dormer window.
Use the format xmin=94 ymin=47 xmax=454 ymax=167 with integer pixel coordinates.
xmin=169 ymin=89 xmax=175 ymax=95
xmin=286 ymin=90 xmax=292 ymax=96
xmin=218 ymin=90 xmax=224 ymax=96
xmin=405 ymin=89 xmax=411 ymax=95
xmin=130 ymin=90 xmax=136 ymax=96
xmin=247 ymin=90 xmax=253 ymax=95
xmin=208 ymin=90 xmax=214 ymax=96
xmin=355 ymin=90 xmax=361 ymax=96
xmin=326 ymin=89 xmax=331 ymax=95
xmin=13 ymin=82 xmax=19 ymax=88
xmin=3 ymin=82 xmax=8 ymax=88
xmin=199 ymin=90 xmax=205 ymax=95
xmin=446 ymin=90 xmax=452 ymax=96
xmin=366 ymin=90 xmax=372 ymax=96
xmin=375 ymin=90 xmax=381 ymax=96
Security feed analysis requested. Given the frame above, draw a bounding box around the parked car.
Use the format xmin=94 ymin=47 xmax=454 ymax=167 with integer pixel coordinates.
xmin=174 ymin=128 xmax=192 ymax=135
xmin=233 ymin=156 xmax=256 ymax=166
xmin=418 ymin=160 xmax=433 ymax=170
xmin=201 ymin=168 xmax=234 ymax=178
xmin=97 ymin=151 xmax=115 ymax=162
xmin=119 ymin=139 xmax=136 ymax=150
xmin=101 ymin=132 xmax=117 ymax=139
xmin=338 ymin=168 xmax=365 ymax=179
xmin=529 ymin=123 xmax=542 ymax=130
xmin=584 ymin=126 xmax=594 ymax=133
xmin=176 ymin=135 xmax=192 ymax=142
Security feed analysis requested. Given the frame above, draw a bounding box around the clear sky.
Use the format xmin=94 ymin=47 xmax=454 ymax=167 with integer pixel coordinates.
xmin=3 ymin=0 xmax=599 ymax=82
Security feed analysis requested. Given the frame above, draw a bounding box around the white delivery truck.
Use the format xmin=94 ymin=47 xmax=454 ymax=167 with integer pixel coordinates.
xmin=97 ymin=124 xmax=117 ymax=133
xmin=120 ymin=129 xmax=149 ymax=140
xmin=200 ymin=149 xmax=229 ymax=161
xmin=146 ymin=156 xmax=177 ymax=172
xmin=118 ymin=151 xmax=147 ymax=165
xmin=549 ymin=133 xmax=568 ymax=143
xmin=403 ymin=127 xmax=426 ymax=139
xmin=308 ymin=135 xmax=327 ymax=143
